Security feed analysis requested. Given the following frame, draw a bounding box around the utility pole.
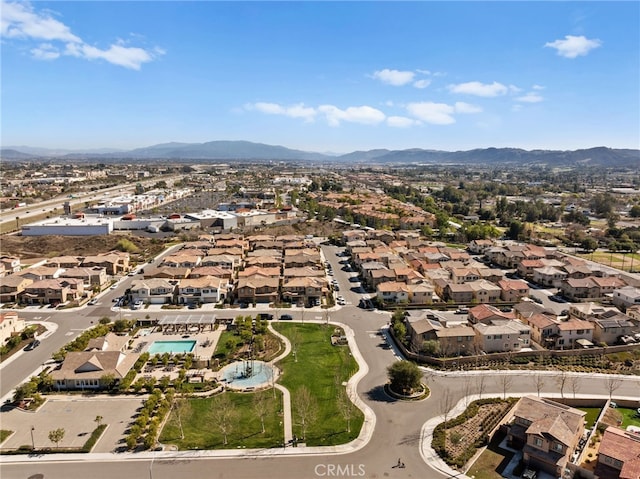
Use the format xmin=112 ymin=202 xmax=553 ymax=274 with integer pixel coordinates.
xmin=30 ymin=426 xmax=35 ymax=450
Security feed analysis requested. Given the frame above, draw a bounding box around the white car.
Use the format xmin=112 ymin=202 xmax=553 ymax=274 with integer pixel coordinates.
xmin=131 ymin=300 xmax=144 ymax=310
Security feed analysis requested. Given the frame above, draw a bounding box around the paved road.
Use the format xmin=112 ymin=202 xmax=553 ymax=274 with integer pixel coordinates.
xmin=2 ymin=244 xmax=639 ymax=479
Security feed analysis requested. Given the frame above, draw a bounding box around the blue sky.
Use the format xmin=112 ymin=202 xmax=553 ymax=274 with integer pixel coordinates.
xmin=1 ymin=1 xmax=639 ymax=153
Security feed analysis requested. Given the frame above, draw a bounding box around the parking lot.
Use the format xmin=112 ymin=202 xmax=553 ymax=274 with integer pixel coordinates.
xmin=0 ymin=396 xmax=145 ymax=453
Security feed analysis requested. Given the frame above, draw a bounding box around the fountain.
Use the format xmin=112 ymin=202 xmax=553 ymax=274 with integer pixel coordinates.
xmin=220 ymin=360 xmax=277 ymax=390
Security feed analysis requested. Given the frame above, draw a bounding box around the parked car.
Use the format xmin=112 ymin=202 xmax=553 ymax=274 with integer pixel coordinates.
xmin=88 ymin=298 xmax=98 ymax=305
xmin=258 ymin=313 xmax=274 ymax=320
xmin=131 ymin=299 xmax=144 ymax=310
xmin=24 ymin=339 xmax=40 ymax=351
xmin=279 ymin=314 xmax=293 ymax=320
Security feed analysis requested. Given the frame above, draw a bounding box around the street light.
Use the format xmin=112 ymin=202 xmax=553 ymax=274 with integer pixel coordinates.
xmin=30 ymin=426 xmax=35 ymax=450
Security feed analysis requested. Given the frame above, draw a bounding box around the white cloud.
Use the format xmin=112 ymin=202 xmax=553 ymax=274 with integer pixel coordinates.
xmin=246 ymin=102 xmax=317 ymax=122
xmin=65 ymin=42 xmax=158 ymax=70
xmin=318 ymin=105 xmax=386 ymax=127
xmin=372 ymin=68 xmax=415 ymax=86
xmin=544 ymin=35 xmax=602 ymax=58
xmin=448 ymin=81 xmax=509 ymax=97
xmin=532 ymin=84 xmax=545 ymax=90
xmin=1 ymin=1 xmax=80 ymax=42
xmin=406 ymin=102 xmax=456 ymax=125
xmin=516 ymin=92 xmax=544 ymax=103
xmin=247 ymin=102 xmax=385 ymax=126
xmin=30 ymin=42 xmax=59 ymax=60
xmin=413 ymin=79 xmax=431 ymax=89
xmin=1 ymin=0 xmax=162 ymax=69
xmin=387 ymin=116 xmax=421 ymax=128
xmin=454 ymin=102 xmax=482 ymax=114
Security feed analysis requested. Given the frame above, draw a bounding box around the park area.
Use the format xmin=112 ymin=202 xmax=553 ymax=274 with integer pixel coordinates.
xmin=159 ymin=322 xmax=363 ymax=449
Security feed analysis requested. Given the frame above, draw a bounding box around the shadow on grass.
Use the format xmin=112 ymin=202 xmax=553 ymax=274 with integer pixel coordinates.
xmin=364 ymin=385 xmax=396 ymax=403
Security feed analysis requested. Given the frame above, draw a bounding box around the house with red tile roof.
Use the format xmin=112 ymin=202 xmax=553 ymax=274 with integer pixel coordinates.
xmin=595 ymin=426 xmax=640 ymax=479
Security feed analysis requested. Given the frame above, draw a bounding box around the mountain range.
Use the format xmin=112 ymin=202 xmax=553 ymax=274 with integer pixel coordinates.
xmin=1 ymin=141 xmax=638 ymax=167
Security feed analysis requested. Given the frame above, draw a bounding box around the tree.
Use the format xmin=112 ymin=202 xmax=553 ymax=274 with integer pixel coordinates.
xmin=606 ymin=376 xmax=622 ymax=399
xmin=392 ymin=321 xmax=406 ymax=342
xmin=253 ymin=390 xmax=270 ymax=434
xmin=293 ymin=385 xmax=318 ymax=440
xmin=569 ymin=375 xmax=581 ymax=399
xmin=337 ymin=388 xmax=355 ymax=433
xmin=556 ymin=371 xmax=568 ymax=399
xmin=113 ymin=319 xmax=130 ymax=333
xmin=498 ymin=374 xmax=513 ymax=400
xmin=13 ymin=381 xmax=37 ymax=403
xmin=387 ymin=360 xmax=422 ymax=395
xmin=290 ymin=329 xmax=302 ymax=363
xmin=581 ymin=237 xmax=598 ymax=253
xmin=48 ymin=428 xmax=65 ymax=449
xmin=99 ymin=373 xmax=117 ymax=390
xmin=174 ymin=396 xmax=192 ymax=440
xmin=475 ymin=374 xmax=487 ymax=400
xmin=210 ymin=394 xmax=237 ymax=445
xmin=421 ymin=340 xmax=440 ymax=356
xmin=94 ymin=415 xmax=103 ymax=427
xmin=533 ymin=373 xmax=545 ymax=397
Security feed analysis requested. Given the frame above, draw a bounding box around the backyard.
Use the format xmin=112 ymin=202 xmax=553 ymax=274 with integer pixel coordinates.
xmin=466 ymin=431 xmax=514 ymax=479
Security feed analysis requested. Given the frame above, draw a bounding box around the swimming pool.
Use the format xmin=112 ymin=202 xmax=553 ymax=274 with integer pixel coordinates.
xmin=148 ymin=340 xmax=196 ymax=354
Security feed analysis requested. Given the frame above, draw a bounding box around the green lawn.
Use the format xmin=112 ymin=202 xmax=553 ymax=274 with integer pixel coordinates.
xmin=0 ymin=430 xmax=12 ymax=443
xmin=467 ymin=432 xmax=513 ymax=479
xmin=618 ymin=407 xmax=640 ymax=428
xmin=579 ymin=408 xmax=602 ymax=429
xmin=159 ymin=390 xmax=284 ymax=449
xmin=274 ymin=322 xmax=364 ymax=446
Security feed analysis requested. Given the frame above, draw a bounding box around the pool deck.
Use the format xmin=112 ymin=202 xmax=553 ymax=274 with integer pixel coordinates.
xmin=129 ymin=328 xmax=223 ymax=383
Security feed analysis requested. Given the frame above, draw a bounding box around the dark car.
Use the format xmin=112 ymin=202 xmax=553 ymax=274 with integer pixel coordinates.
xmin=258 ymin=313 xmax=274 ymax=320
xmin=24 ymin=339 xmax=40 ymax=351
xmin=279 ymin=314 xmax=293 ymax=320
xmin=549 ymin=295 xmax=567 ymax=303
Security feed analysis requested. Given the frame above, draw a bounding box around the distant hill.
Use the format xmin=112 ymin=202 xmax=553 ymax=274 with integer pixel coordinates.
xmin=339 ymin=146 xmax=640 ymax=167
xmin=0 ymin=149 xmax=36 ymax=160
xmin=124 ymin=140 xmax=329 ymax=161
xmin=2 ymin=141 xmax=638 ymax=167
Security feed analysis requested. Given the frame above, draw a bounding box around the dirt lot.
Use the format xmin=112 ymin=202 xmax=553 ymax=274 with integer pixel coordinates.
xmin=0 ymin=234 xmax=169 ymax=263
